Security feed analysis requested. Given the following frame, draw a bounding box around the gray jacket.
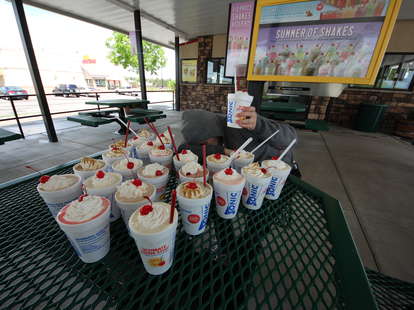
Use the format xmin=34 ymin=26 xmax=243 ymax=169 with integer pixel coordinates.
xmin=180 ymin=110 xmax=297 ymax=166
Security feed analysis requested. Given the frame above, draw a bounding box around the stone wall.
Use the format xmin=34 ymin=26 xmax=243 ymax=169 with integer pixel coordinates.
xmin=180 ymin=36 xmax=247 ymax=113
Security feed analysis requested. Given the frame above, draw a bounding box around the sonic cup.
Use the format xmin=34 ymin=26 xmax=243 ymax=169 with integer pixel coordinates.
xmin=261 ymin=160 xmax=292 ymax=200
xmin=227 ymin=92 xmax=253 ymax=129
xmin=213 ymin=168 xmax=246 ymax=219
xmin=241 ymin=163 xmax=272 ymax=210
xmin=137 ymin=163 xmax=170 ymax=200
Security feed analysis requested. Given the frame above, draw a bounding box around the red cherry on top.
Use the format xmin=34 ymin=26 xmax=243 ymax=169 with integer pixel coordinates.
xmin=261 ymin=168 xmax=267 ymax=174
xmin=271 ymin=156 xmax=279 ymax=160
xmin=186 ymin=182 xmax=198 ymax=189
xmin=160 ymin=133 xmax=165 ymax=137
xmin=112 ymin=146 xmax=120 ymax=151
xmin=155 ymin=170 xmax=163 ymax=176
xmin=96 ymin=171 xmax=105 ymax=179
xmin=133 ymin=136 xmax=138 ymax=140
xmin=139 ymin=205 xmax=153 ymax=216
xmin=185 ymin=172 xmax=191 ymax=176
xmin=127 ymin=162 xmax=134 ymax=169
xmin=224 ymin=168 xmax=233 ymax=175
xmin=132 ymin=179 xmax=142 ymax=187
xmin=181 ymin=149 xmax=188 ymax=154
xmin=158 ymin=145 xmax=165 ymax=150
xmin=78 ymin=194 xmax=87 ymax=202
xmin=39 ymin=175 xmax=50 ymax=184
xmin=147 ymin=141 xmax=153 ymax=146
xmin=214 ymin=153 xmax=221 ymax=160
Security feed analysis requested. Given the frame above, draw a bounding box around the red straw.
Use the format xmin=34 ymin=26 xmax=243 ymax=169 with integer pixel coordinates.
xmin=168 ymin=126 xmax=180 ymax=161
xmin=169 ymin=189 xmax=176 ymax=224
xmin=144 ymin=118 xmax=165 ymax=147
xmin=124 ymin=120 xmax=131 ymax=147
xmin=202 ymin=144 xmax=207 ymax=186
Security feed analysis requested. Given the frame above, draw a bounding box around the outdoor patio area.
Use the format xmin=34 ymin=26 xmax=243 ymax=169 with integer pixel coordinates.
xmin=1 ymin=116 xmax=413 ymax=284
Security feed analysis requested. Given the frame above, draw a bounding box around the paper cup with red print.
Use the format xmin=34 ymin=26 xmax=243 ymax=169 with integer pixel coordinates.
xmin=213 ymin=179 xmax=245 ymax=219
xmin=138 ymin=172 xmax=169 ymax=201
xmin=176 ymin=183 xmax=213 ymax=235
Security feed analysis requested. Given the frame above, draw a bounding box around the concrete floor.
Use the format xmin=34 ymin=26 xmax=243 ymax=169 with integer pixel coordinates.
xmin=1 ymin=115 xmax=413 ymax=282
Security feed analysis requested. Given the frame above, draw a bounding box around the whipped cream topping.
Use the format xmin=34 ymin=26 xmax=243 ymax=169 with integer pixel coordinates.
xmin=104 ymin=148 xmax=128 ymax=158
xmin=214 ymin=168 xmax=241 ymax=181
xmin=130 ymin=202 xmax=174 ymax=234
xmin=110 ymin=140 xmax=132 ymax=149
xmin=177 ymin=181 xmax=211 ymax=199
xmin=137 ymin=129 xmax=153 ymax=138
xmin=262 ymin=160 xmax=290 ymax=170
xmin=141 ymin=163 xmax=167 ymax=177
xmin=176 ymin=150 xmax=198 ymax=162
xmin=38 ymin=174 xmax=78 ymax=192
xmin=76 ymin=157 xmax=104 ymax=171
xmin=242 ymin=162 xmax=271 ymax=178
xmin=150 ymin=146 xmax=173 ymax=157
xmin=129 ymin=136 xmax=147 ymax=147
xmin=181 ymin=161 xmax=202 ymax=175
xmin=112 ymin=158 xmax=143 ymax=171
xmin=116 ymin=179 xmax=152 ymax=201
xmin=160 ymin=130 xmax=174 ymax=144
xmin=85 ymin=172 xmax=122 ymax=189
xmin=207 ymin=154 xmax=229 ymax=164
xmin=62 ymin=196 xmax=104 ymax=222
xmin=138 ymin=141 xmax=155 ymax=152
xmin=234 ymin=150 xmax=254 ymax=160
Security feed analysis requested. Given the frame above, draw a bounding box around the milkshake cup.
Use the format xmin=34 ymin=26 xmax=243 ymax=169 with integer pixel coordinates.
xmin=84 ymin=171 xmax=123 ymax=221
xmin=176 ymin=181 xmax=213 ymax=235
xmin=102 ymin=147 xmax=129 ymax=168
xmin=137 ymin=128 xmax=155 ymax=141
xmin=149 ymin=145 xmax=173 ymax=169
xmin=213 ymin=168 xmax=246 ymax=219
xmin=111 ymin=157 xmax=143 ymax=181
xmin=173 ymin=149 xmax=198 ymax=171
xmin=37 ymin=174 xmax=82 ymax=217
xmin=73 ymin=157 xmax=107 ymax=181
xmin=241 ymin=163 xmax=272 ymax=210
xmin=56 ymin=195 xmax=111 ymax=263
xmin=136 ymin=141 xmax=155 ymax=165
xmin=137 ymin=163 xmax=169 ymax=200
xmin=227 ymin=92 xmax=253 ymax=129
xmin=110 ymin=140 xmax=134 ymax=157
xmin=115 ymin=178 xmax=156 ymax=230
xmin=129 ymin=136 xmax=149 ymax=158
xmin=206 ymin=153 xmax=230 ymax=176
xmin=231 ymin=150 xmax=255 ymax=173
xmin=129 ymin=202 xmax=178 ymax=275
xmin=178 ymin=161 xmax=209 ymax=184
xmin=261 ymin=159 xmax=292 ymax=200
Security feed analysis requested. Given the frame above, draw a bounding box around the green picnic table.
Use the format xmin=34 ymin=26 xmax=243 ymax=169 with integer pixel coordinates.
xmin=0 ymin=155 xmax=398 ymax=310
xmin=85 ymin=99 xmax=150 ymax=134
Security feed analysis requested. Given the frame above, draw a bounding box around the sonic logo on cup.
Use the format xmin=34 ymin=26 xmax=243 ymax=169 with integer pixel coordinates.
xmin=142 ymin=244 xmax=169 ymax=256
xmin=225 ymin=192 xmax=239 ymax=215
xmin=267 ymin=176 xmax=279 ymax=196
xmin=198 ymin=203 xmax=209 ymax=230
xmin=188 ymin=214 xmax=200 ymax=224
xmin=246 ymin=184 xmax=259 ymax=206
xmin=227 ymin=101 xmax=236 ymax=123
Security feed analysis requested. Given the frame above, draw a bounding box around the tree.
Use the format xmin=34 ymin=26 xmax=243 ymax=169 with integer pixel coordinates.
xmin=105 ymin=32 xmax=167 ymax=75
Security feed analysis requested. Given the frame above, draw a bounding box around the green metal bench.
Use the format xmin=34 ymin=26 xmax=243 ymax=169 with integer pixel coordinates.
xmin=127 ymin=113 xmax=166 ymax=124
xmin=0 ymin=128 xmax=22 ymax=145
xmin=78 ymin=109 xmax=119 ymax=117
xmin=67 ymin=115 xmax=115 ymax=127
xmin=128 ymin=108 xmax=163 ymax=115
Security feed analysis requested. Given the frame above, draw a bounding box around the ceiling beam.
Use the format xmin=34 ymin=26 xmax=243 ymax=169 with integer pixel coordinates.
xmin=105 ymin=0 xmax=189 ymax=40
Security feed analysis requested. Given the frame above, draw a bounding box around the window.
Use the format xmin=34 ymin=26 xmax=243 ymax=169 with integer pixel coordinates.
xmin=94 ymin=79 xmax=106 ymax=87
xmin=86 ymin=79 xmax=94 ymax=87
xmin=351 ymin=53 xmax=414 ymax=91
xmin=206 ymin=58 xmax=233 ymax=85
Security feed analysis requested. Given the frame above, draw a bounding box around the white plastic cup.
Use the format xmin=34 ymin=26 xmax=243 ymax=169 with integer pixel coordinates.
xmin=84 ymin=174 xmax=123 ymax=222
xmin=241 ymin=173 xmax=272 ymax=210
xmin=56 ymin=197 xmax=111 ymax=263
xmin=178 ymin=169 xmax=209 ymax=184
xmin=149 ymin=152 xmax=173 ymax=169
xmin=176 ymin=183 xmax=213 ymax=235
xmin=263 ymin=165 xmax=292 ymax=200
xmin=173 ymin=155 xmax=199 ymax=172
xmin=73 ymin=161 xmax=108 ymax=182
xmin=37 ymin=175 xmax=82 ymax=217
xmin=128 ymin=204 xmax=178 ymax=275
xmin=137 ymin=171 xmax=169 ymax=201
xmin=213 ymin=177 xmax=245 ymax=219
xmin=207 ymin=160 xmax=230 ymax=177
xmin=227 ymin=92 xmax=253 ymax=129
xmin=136 ymin=147 xmax=151 ymax=165
xmin=102 ymin=152 xmax=125 ymax=168
xmin=111 ymin=159 xmax=143 ymax=181
xmin=233 ymin=157 xmax=254 ymax=173
xmin=115 ymin=184 xmax=156 ymax=230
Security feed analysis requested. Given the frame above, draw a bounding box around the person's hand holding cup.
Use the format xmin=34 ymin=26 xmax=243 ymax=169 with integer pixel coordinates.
xmin=236 ymin=106 xmax=257 ymax=130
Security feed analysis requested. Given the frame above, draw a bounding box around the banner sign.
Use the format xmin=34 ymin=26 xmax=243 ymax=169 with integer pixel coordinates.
xmin=225 ymin=1 xmax=255 ymax=77
xmin=247 ymin=0 xmax=401 ymax=85
xmin=181 ymin=59 xmax=197 ymax=83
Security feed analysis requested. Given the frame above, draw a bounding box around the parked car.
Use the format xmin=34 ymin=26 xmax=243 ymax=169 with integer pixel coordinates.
xmin=52 ymin=84 xmax=81 ymax=97
xmin=78 ymin=87 xmax=98 ymax=97
xmin=0 ymin=86 xmax=29 ymax=100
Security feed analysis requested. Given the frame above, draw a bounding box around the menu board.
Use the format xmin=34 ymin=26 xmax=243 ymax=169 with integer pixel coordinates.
xmin=247 ymin=0 xmax=402 ymax=85
xmin=181 ymin=59 xmax=197 ymax=83
xmin=225 ymin=1 xmax=255 ymax=77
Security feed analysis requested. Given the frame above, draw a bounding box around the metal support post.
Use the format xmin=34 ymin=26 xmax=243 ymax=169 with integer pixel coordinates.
xmin=133 ymin=10 xmax=147 ymax=101
xmin=247 ymin=81 xmax=265 ymax=115
xmin=10 ymin=97 xmax=25 ymax=138
xmin=11 ymin=0 xmax=58 ymax=142
xmin=175 ymin=36 xmax=181 ymax=111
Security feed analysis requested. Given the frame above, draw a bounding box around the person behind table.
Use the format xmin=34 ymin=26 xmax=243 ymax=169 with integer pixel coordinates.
xmin=178 ymin=107 xmax=300 ymax=176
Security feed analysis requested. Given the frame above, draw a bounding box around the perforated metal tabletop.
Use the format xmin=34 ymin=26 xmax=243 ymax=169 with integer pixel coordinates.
xmin=0 ymin=159 xmax=377 ymax=309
